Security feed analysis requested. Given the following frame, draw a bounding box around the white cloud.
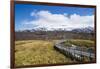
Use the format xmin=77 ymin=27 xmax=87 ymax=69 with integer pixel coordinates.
xmin=20 ymin=10 xmax=94 ymax=30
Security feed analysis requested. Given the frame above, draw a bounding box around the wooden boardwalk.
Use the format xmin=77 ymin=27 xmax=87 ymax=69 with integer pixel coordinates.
xmin=54 ymin=40 xmax=95 ymax=62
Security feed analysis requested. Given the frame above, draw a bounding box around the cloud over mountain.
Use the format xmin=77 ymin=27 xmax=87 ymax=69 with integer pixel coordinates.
xmin=20 ymin=10 xmax=94 ymax=30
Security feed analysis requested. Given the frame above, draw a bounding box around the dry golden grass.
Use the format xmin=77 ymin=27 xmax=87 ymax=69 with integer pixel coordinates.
xmin=64 ymin=39 xmax=94 ymax=48
xmin=15 ymin=40 xmax=73 ymax=66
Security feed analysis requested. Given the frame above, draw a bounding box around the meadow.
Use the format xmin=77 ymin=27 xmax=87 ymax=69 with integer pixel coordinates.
xmin=63 ymin=39 xmax=95 ymax=51
xmin=15 ymin=40 xmax=74 ymax=66
xmin=15 ymin=39 xmax=95 ymax=66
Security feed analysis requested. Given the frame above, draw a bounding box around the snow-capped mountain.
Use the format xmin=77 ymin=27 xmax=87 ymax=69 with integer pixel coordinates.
xmin=71 ymin=27 xmax=94 ymax=33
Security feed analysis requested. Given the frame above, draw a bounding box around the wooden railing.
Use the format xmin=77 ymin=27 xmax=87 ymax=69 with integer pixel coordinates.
xmin=54 ymin=40 xmax=95 ymax=62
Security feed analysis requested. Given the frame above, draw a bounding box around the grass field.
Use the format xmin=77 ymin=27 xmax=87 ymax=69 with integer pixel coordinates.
xmin=15 ymin=40 xmax=74 ymax=66
xmin=63 ymin=39 xmax=95 ymax=50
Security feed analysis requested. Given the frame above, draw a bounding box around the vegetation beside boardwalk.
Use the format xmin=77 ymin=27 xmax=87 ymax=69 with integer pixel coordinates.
xmin=15 ymin=39 xmax=95 ymax=66
xmin=15 ymin=40 xmax=74 ymax=66
xmin=63 ymin=39 xmax=95 ymax=52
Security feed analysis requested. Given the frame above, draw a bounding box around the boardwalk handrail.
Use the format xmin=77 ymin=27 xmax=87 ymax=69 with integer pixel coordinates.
xmin=54 ymin=40 xmax=95 ymax=62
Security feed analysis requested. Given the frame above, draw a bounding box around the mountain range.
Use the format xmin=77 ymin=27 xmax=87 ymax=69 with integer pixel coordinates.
xmin=16 ymin=26 xmax=94 ymax=33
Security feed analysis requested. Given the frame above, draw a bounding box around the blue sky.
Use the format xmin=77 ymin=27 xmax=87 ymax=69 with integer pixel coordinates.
xmin=15 ymin=4 xmax=95 ymax=31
